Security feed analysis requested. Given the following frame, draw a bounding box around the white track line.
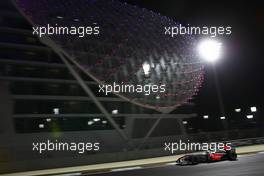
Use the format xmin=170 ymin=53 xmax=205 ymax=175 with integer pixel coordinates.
xmin=111 ymin=166 xmax=142 ymax=172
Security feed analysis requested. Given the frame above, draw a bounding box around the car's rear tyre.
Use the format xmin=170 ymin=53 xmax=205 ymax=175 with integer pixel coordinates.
xmin=228 ymin=152 xmax=237 ymax=161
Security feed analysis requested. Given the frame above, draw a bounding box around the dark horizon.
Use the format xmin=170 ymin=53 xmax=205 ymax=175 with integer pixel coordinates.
xmin=123 ymin=0 xmax=263 ymax=116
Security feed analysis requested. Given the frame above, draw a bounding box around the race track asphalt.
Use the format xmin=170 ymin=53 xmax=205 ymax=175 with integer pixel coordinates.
xmin=93 ymin=153 xmax=264 ymax=176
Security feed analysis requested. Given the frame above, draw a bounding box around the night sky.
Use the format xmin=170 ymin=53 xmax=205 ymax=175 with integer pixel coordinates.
xmin=123 ymin=0 xmax=264 ymax=115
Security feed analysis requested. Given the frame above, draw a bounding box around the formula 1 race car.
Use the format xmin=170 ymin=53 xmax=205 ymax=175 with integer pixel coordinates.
xmin=176 ymin=147 xmax=237 ymax=165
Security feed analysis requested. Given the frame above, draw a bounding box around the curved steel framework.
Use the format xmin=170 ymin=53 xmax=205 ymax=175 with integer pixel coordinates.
xmin=16 ymin=0 xmax=204 ymax=113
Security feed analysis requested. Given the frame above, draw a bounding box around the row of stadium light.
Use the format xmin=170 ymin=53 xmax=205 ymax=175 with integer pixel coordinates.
xmin=87 ymin=109 xmax=119 ymax=125
xmin=39 ymin=109 xmax=119 ymax=128
xmin=202 ymin=106 xmax=257 ymax=120
xmin=182 ymin=107 xmax=258 ymax=125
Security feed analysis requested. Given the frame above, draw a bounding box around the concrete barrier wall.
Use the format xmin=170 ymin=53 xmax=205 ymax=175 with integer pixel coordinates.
xmin=3 ymin=144 xmax=264 ymax=176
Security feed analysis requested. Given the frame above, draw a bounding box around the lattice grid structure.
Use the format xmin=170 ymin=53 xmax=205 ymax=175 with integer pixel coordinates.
xmin=16 ymin=0 xmax=204 ymax=113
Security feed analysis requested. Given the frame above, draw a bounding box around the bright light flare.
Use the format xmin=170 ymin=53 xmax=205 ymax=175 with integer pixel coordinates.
xmin=87 ymin=121 xmax=94 ymax=125
xmin=198 ymin=39 xmax=222 ymax=63
xmin=203 ymin=115 xmax=209 ymax=119
xmin=112 ymin=109 xmax=119 ymax=114
xmin=246 ymin=115 xmax=254 ymax=119
xmin=53 ymin=108 xmax=60 ymax=115
xmin=142 ymin=62 xmax=150 ymax=75
xmin=46 ymin=118 xmax=52 ymax=122
xmin=39 ymin=124 xmax=45 ymax=128
xmin=93 ymin=118 xmax=101 ymax=122
xmin=220 ymin=116 xmax=226 ymax=120
xmin=235 ymin=108 xmax=241 ymax=112
xmin=250 ymin=106 xmax=257 ymax=112
xmin=182 ymin=120 xmax=188 ymax=125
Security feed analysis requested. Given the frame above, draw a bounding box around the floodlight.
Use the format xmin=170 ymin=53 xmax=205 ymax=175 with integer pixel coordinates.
xmin=198 ymin=39 xmax=222 ymax=63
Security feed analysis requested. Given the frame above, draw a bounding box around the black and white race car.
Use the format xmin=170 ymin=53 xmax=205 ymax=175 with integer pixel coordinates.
xmin=176 ymin=147 xmax=237 ymax=165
